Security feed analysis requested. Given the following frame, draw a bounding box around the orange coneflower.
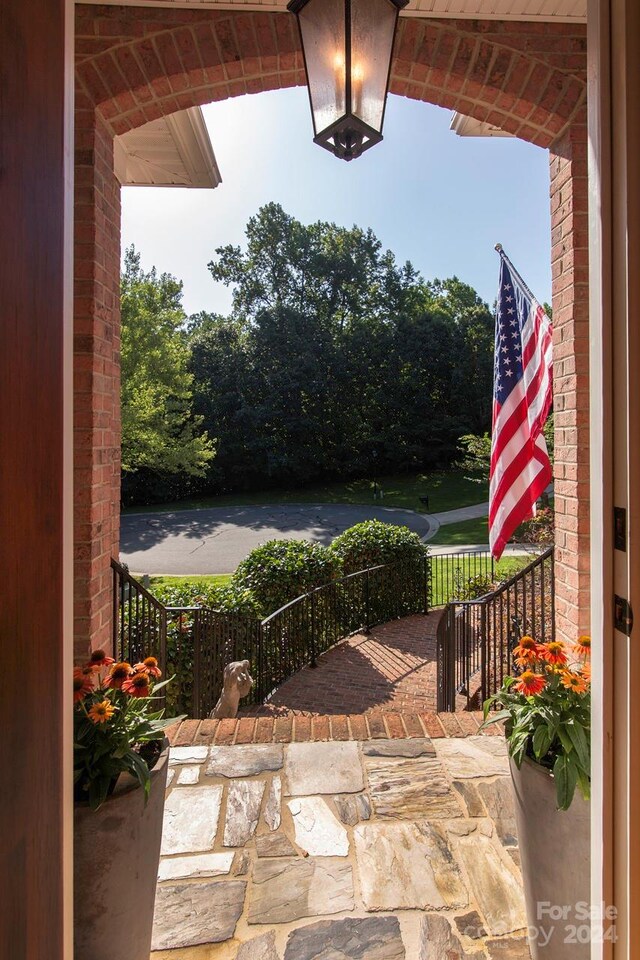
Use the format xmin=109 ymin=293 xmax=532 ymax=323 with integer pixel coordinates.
xmin=122 ymin=670 xmax=150 ymax=698
xmin=574 ymin=635 xmax=591 ymax=659
xmin=515 ymin=670 xmax=547 ymax=695
xmin=88 ymin=699 xmax=116 ymax=724
xmin=73 ymin=668 xmax=94 ymax=703
xmin=88 ymin=648 xmax=115 ymax=668
xmin=581 ymin=662 xmax=591 ymax=683
xmin=142 ymin=656 xmax=162 ymax=679
xmin=513 ymin=635 xmax=541 ymax=666
xmin=560 ymin=669 xmax=588 ymax=694
xmin=104 ymin=661 xmax=133 ymax=689
xmin=538 ymin=640 xmax=568 ymax=666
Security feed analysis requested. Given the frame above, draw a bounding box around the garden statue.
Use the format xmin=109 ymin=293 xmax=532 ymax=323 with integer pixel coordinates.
xmin=210 ymin=660 xmax=254 ymax=719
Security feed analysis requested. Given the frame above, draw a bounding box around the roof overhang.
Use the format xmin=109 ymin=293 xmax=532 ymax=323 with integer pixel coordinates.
xmin=81 ymin=0 xmax=586 ymax=24
xmin=114 ymin=107 xmax=222 ymax=188
xmin=450 ymin=113 xmax=515 ymax=138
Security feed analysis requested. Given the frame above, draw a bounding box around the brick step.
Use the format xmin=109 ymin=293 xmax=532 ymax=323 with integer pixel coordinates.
xmin=166 ymin=710 xmax=502 ymax=747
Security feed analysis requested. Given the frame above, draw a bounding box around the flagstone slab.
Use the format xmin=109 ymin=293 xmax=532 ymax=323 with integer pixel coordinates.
xmin=362 ymin=738 xmax=435 ymax=758
xmin=448 ymin=824 xmax=526 ymax=935
xmin=169 ymin=745 xmax=209 ymax=765
xmin=485 ymin=938 xmax=532 ymax=960
xmin=288 ymin=797 xmax=349 ymax=857
xmin=177 ymin=765 xmax=201 ymax=785
xmin=434 ymin=737 xmax=510 ymax=779
xmin=418 ymin=914 xmax=474 ymax=960
xmin=454 ymin=911 xmax=488 ymax=940
xmin=333 ymin=793 xmax=372 ymax=826
xmin=284 ymin=742 xmax=364 ymax=796
xmin=264 ymin=776 xmax=282 ymax=831
xmin=255 ymin=832 xmax=297 ymax=858
xmin=237 ymin=931 xmax=280 ymax=960
xmin=157 ymin=851 xmax=234 ymax=881
xmin=248 ymin=859 xmax=354 ymax=924
xmin=160 ymin=785 xmax=223 ymax=855
xmin=364 ymin=755 xmax=463 ymax=820
xmin=476 ymin=778 xmax=518 ymax=846
xmin=151 ymin=880 xmax=246 ymax=950
xmin=452 ymin=781 xmax=485 ymax=818
xmin=206 ymin=745 xmax=284 ymax=779
xmin=354 ymin=821 xmax=468 ymax=911
xmin=284 ymin=916 xmax=405 ymax=960
xmin=224 ymin=780 xmax=266 ymax=846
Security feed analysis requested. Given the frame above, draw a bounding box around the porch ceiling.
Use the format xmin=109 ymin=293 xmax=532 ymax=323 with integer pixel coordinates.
xmin=79 ymin=0 xmax=586 ymax=24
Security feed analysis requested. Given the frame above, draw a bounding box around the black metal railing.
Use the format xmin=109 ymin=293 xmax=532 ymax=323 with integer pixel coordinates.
xmin=111 ymin=555 xmax=430 ymax=718
xmin=436 ymin=546 xmax=554 ymax=712
xmin=430 ymin=549 xmax=495 ymax=606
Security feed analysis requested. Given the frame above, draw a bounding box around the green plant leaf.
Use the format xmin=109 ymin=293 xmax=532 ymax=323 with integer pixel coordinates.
xmin=553 ymin=753 xmax=578 ymax=811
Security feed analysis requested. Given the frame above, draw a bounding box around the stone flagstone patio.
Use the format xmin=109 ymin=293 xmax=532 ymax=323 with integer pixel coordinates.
xmin=151 ymin=734 xmax=531 ymax=960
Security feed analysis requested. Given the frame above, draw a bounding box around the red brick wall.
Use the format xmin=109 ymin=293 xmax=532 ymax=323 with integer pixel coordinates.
xmin=72 ymin=5 xmax=589 ymax=654
xmin=74 ymin=100 xmax=121 ymax=659
xmin=549 ymin=110 xmax=590 ymax=640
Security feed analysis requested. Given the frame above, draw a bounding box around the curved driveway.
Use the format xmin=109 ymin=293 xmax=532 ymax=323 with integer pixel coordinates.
xmin=120 ymin=503 xmax=432 ymax=575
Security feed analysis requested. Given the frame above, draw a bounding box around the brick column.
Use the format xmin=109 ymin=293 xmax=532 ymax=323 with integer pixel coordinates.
xmin=549 ymin=109 xmax=590 ymax=641
xmin=74 ymin=101 xmax=121 ymax=660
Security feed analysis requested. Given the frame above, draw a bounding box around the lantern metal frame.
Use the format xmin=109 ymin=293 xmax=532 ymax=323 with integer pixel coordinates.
xmin=288 ymin=0 xmax=408 ymax=161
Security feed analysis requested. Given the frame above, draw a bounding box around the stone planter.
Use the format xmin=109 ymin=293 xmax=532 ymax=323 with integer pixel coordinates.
xmin=509 ymin=756 xmax=590 ymax=960
xmin=74 ymin=740 xmax=169 ymax=960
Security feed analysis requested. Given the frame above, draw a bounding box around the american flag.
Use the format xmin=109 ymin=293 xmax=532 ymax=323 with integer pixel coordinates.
xmin=489 ymin=249 xmax=553 ymax=560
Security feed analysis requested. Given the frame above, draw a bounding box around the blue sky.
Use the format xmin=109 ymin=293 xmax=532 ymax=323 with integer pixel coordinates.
xmin=121 ymin=87 xmax=552 ymax=317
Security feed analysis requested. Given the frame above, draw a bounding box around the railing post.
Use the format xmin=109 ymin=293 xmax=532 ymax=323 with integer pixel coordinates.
xmin=480 ymin=604 xmax=488 ymax=705
xmin=364 ymin=568 xmax=371 ymax=634
xmin=310 ymin=591 xmax=317 ymax=668
xmin=193 ymin=609 xmax=202 ymax=720
xmin=423 ymin=555 xmax=429 ymax=614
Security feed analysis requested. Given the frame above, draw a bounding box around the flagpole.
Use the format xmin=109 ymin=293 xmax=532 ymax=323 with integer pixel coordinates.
xmin=494 ymin=243 xmax=539 ymax=304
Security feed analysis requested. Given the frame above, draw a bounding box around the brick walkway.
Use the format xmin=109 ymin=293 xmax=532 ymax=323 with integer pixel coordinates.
xmin=251 ymin=612 xmax=440 ymax=717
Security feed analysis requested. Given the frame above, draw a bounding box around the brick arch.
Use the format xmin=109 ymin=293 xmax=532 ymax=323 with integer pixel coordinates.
xmin=76 ymin=10 xmax=585 ymax=149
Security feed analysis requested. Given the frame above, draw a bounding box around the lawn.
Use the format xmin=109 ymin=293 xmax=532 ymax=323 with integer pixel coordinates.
xmin=123 ymin=470 xmax=488 ymax=516
xmin=146 ymin=573 xmax=232 ymax=591
xmin=429 ymin=516 xmax=490 ymax=545
xmin=430 ymin=553 xmax=533 ymax=606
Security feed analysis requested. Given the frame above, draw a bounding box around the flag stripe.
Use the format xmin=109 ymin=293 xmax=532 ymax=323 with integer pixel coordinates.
xmin=489 ymin=255 xmax=553 ymax=560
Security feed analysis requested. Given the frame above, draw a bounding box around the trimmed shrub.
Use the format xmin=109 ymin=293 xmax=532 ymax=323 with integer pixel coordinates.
xmin=329 ymin=520 xmax=428 ymax=574
xmin=152 ymin=579 xmax=260 ymax=617
xmin=232 ymin=539 xmax=342 ymax=616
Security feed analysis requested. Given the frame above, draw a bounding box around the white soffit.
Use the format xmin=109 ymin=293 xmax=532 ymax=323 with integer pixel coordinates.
xmin=82 ymin=0 xmax=587 ymax=23
xmin=114 ymin=106 xmax=222 ymax=188
xmin=450 ymin=112 xmax=515 ymax=137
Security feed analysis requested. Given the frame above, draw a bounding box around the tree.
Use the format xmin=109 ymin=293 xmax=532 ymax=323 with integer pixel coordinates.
xmin=120 ymin=247 xmax=214 ymax=503
xmin=187 ymin=204 xmax=496 ymax=493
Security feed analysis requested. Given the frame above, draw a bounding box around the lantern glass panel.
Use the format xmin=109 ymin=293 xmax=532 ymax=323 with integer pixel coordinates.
xmin=350 ymin=0 xmax=398 ymax=131
xmin=298 ymin=0 xmax=347 ymax=136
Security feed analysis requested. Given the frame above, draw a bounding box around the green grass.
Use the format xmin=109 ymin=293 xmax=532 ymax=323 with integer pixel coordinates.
xmin=430 ymin=554 xmax=532 ymax=606
xmin=429 ymin=516 xmax=490 ymax=545
xmin=145 ymin=574 xmax=232 ymax=591
xmin=123 ymin=470 xmax=488 ymax=516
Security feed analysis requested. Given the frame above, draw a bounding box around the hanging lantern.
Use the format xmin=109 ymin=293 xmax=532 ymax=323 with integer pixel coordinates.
xmin=288 ymin=0 xmax=408 ymax=161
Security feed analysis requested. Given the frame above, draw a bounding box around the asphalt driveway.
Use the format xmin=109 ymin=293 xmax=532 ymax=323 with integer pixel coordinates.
xmin=120 ymin=503 xmax=432 ymax=575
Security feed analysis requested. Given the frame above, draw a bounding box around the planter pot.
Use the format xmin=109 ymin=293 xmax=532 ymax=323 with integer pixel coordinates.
xmin=510 ymin=756 xmax=590 ymax=960
xmin=74 ymin=740 xmax=169 ymax=960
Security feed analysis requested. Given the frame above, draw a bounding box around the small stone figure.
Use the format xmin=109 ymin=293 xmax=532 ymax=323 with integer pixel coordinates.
xmin=210 ymin=659 xmax=254 ymax=719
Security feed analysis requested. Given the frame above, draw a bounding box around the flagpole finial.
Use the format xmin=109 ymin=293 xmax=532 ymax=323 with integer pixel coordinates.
xmin=494 ymin=243 xmax=503 ymax=253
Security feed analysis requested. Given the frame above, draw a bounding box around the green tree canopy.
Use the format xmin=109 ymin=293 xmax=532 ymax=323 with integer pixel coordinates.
xmin=187 ymin=204 xmax=495 ymax=494
xmin=120 ymin=247 xmax=214 ymax=503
